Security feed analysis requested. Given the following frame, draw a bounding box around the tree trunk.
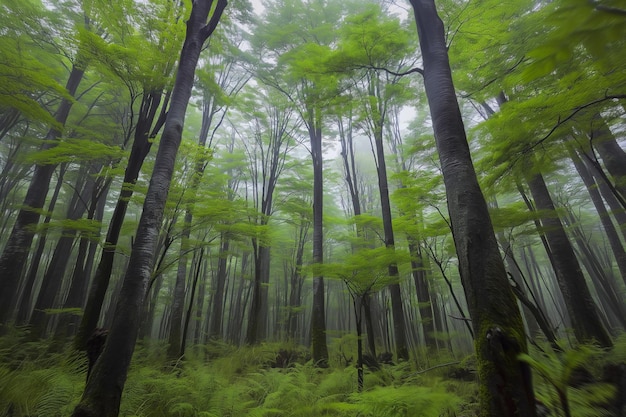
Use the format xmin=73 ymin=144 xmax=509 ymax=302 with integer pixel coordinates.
xmin=308 ymin=120 xmax=329 ymax=366
xmin=592 ymin=115 xmax=626 ymax=201
xmin=572 ymin=147 xmax=626 ymax=286
xmin=71 ymin=3 xmax=227 ymax=415
xmin=15 ymin=163 xmax=68 ymax=325
xmin=0 ymin=63 xmax=85 ymax=329
xmin=209 ymin=234 xmax=230 ymax=339
xmin=408 ymin=240 xmax=436 ymax=349
xmin=526 ymin=171 xmax=612 ymax=347
xmin=373 ymin=126 xmax=409 ymax=361
xmin=408 ymin=1 xmax=536 ymax=415
xmin=75 ymin=90 xmax=167 ymax=350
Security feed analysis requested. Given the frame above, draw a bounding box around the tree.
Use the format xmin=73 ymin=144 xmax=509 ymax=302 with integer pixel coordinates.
xmin=71 ymin=1 xmax=227 ymax=415
xmin=408 ymin=1 xmax=536 ymax=416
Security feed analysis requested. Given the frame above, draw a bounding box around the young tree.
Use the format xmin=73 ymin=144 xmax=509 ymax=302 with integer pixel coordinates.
xmin=408 ymin=1 xmax=536 ymax=416
xmin=71 ymin=1 xmax=227 ymax=415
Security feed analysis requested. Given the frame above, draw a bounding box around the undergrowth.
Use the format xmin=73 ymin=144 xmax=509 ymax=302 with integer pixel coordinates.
xmin=0 ymin=336 xmax=462 ymax=417
xmin=6 ymin=334 xmax=622 ymax=417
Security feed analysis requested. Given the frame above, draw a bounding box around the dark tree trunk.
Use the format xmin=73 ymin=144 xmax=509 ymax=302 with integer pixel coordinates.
xmin=572 ymin=147 xmax=626 ymax=286
xmin=582 ymin=149 xmax=626 ymax=240
xmin=29 ymin=164 xmax=100 ymax=340
xmin=166 ymin=211 xmax=192 ymax=360
xmin=408 ymin=240 xmax=436 ymax=349
xmin=209 ymin=234 xmax=230 ymax=339
xmin=75 ymin=90 xmax=167 ymax=350
xmin=526 ymin=171 xmax=612 ymax=347
xmin=309 ymin=121 xmax=329 ymax=366
xmin=71 ymin=3 xmax=227 ymax=415
xmin=0 ymin=64 xmax=85 ymax=329
xmin=409 ymin=1 xmax=536 ymax=415
xmin=55 ymin=181 xmax=109 ymax=340
xmin=180 ymin=248 xmax=204 ymax=357
xmin=592 ymin=115 xmax=626 ymax=201
xmin=373 ymin=124 xmax=408 ymax=361
xmin=15 ymin=163 xmax=68 ymax=325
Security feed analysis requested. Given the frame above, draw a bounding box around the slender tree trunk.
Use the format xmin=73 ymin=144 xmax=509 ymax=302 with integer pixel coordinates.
xmin=592 ymin=115 xmax=626 ymax=200
xmin=308 ymin=120 xmax=329 ymax=366
xmin=209 ymin=234 xmax=230 ymax=339
xmin=408 ymin=1 xmax=536 ymax=415
xmin=526 ymin=171 xmax=612 ymax=347
xmin=372 ymin=126 xmax=409 ymax=361
xmin=71 ymin=3 xmax=227 ymax=415
xmin=408 ymin=240 xmax=436 ymax=349
xmin=166 ymin=211 xmax=192 ymax=360
xmin=572 ymin=147 xmax=626 ymax=286
xmin=15 ymin=163 xmax=68 ymax=324
xmin=75 ymin=90 xmax=167 ymax=350
xmin=0 ymin=63 xmax=85 ymax=329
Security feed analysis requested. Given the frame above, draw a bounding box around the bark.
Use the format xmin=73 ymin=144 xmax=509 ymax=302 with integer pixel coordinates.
xmin=71 ymin=2 xmax=227 ymax=415
xmin=408 ymin=1 xmax=536 ymax=415
xmin=0 ymin=63 xmax=85 ymax=329
xmin=526 ymin=171 xmax=612 ymax=347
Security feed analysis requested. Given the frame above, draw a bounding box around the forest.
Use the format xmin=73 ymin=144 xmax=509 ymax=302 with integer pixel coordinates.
xmin=0 ymin=0 xmax=625 ymax=416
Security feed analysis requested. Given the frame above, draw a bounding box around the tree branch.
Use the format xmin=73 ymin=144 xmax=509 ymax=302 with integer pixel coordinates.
xmin=200 ymin=0 xmax=228 ymax=41
xmin=354 ymin=64 xmax=423 ymax=77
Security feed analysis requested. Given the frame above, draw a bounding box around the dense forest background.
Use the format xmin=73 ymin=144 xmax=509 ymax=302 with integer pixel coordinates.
xmin=1 ymin=0 xmax=625 ymax=416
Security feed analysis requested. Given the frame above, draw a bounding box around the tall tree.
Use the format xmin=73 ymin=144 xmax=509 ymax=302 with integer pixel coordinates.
xmin=75 ymin=0 xmax=182 ymax=349
xmin=408 ymin=1 xmax=536 ymax=416
xmin=71 ymin=1 xmax=227 ymax=415
xmin=525 ymin=169 xmax=613 ymax=346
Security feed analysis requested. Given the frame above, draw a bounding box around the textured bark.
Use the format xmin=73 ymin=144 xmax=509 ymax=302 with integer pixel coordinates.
xmin=409 ymin=1 xmax=536 ymax=415
xmin=71 ymin=2 xmax=227 ymax=415
xmin=0 ymin=64 xmax=85 ymax=328
xmin=526 ymin=172 xmax=612 ymax=347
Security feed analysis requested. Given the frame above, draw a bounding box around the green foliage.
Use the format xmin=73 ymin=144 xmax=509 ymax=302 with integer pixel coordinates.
xmin=0 ymin=341 xmax=465 ymax=417
xmin=520 ymin=342 xmax=618 ymax=417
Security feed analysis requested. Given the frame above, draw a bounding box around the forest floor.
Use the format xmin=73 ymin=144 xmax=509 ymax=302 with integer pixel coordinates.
xmin=1 ymin=330 xmax=624 ymax=416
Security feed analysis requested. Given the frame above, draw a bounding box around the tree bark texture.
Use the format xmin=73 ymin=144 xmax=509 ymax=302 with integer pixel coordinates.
xmin=409 ymin=1 xmax=536 ymax=415
xmin=526 ymin=171 xmax=612 ymax=347
xmin=71 ymin=2 xmax=227 ymax=415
